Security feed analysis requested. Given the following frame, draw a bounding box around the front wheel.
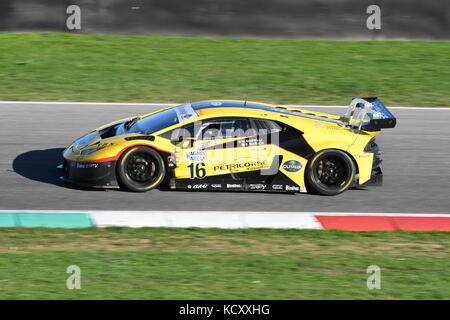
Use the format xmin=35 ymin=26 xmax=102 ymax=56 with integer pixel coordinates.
xmin=117 ymin=146 xmax=166 ymax=192
xmin=305 ymin=149 xmax=356 ymax=196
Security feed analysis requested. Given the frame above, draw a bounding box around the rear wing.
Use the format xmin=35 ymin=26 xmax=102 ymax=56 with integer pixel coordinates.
xmin=343 ymin=97 xmax=396 ymax=131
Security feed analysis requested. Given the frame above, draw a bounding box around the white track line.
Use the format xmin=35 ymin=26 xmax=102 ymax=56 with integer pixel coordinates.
xmin=1 ymin=100 xmax=449 ymax=110
xmin=0 ymin=101 xmax=174 ymax=106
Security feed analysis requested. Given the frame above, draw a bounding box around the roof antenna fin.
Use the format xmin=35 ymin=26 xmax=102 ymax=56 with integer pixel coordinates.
xmin=244 ymin=95 xmax=248 ymax=107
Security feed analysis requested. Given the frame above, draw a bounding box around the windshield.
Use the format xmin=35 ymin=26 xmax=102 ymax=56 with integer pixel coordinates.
xmin=117 ymin=104 xmax=198 ymax=135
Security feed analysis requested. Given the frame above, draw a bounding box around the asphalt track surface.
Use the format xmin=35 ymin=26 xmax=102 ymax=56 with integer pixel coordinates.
xmin=1 ymin=102 xmax=449 ymax=213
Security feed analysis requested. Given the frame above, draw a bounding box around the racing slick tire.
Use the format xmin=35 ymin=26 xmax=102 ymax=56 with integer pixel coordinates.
xmin=305 ymin=149 xmax=356 ymax=196
xmin=117 ymin=146 xmax=166 ymax=192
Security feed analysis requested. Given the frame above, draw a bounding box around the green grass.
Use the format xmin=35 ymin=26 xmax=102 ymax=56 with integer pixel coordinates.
xmin=0 ymin=33 xmax=449 ymax=106
xmin=0 ymin=227 xmax=449 ymax=299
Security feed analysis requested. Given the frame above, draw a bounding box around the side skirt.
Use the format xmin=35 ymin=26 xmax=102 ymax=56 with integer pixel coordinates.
xmin=170 ymin=171 xmax=306 ymax=193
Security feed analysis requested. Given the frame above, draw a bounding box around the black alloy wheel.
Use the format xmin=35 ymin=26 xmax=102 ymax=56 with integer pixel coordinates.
xmin=305 ymin=149 xmax=356 ymax=196
xmin=117 ymin=146 xmax=166 ymax=192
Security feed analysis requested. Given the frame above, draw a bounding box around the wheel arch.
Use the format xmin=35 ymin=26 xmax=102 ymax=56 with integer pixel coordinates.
xmin=115 ymin=144 xmax=168 ymax=192
xmin=115 ymin=143 xmax=171 ymax=166
xmin=305 ymin=147 xmax=359 ymax=174
xmin=304 ymin=147 xmax=358 ymax=195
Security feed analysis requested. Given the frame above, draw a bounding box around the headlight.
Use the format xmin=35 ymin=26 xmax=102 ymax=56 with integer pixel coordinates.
xmin=81 ymin=146 xmax=105 ymax=156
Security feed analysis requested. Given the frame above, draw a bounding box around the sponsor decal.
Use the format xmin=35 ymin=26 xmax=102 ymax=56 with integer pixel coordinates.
xmin=272 ymin=184 xmax=283 ymax=190
xmin=175 ymin=105 xmax=198 ymax=123
xmin=211 ymin=102 xmax=223 ymax=106
xmin=186 ymin=150 xmax=207 ymax=161
xmin=167 ymin=156 xmax=176 ymax=168
xmin=371 ymin=111 xmax=385 ymax=119
xmin=197 ymin=141 xmax=214 ymax=149
xmin=237 ymin=137 xmax=264 ymax=147
xmin=286 ymin=185 xmax=300 ymax=192
xmin=211 ymin=184 xmax=222 ymax=188
xmin=73 ymin=163 xmax=99 ymax=169
xmin=214 ymin=160 xmax=267 ymax=172
xmin=192 ymin=183 xmax=208 ymax=189
xmin=249 ymin=184 xmax=267 ymax=190
xmin=282 ymin=160 xmax=302 ymax=172
xmin=227 ymin=184 xmax=243 ymax=189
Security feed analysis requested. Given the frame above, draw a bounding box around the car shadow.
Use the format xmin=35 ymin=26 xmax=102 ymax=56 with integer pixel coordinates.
xmin=13 ymin=148 xmax=170 ymax=192
xmin=12 ymin=148 xmax=99 ymax=191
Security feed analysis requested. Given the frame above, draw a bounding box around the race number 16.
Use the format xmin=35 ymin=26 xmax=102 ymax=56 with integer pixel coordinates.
xmin=188 ymin=163 xmax=206 ymax=179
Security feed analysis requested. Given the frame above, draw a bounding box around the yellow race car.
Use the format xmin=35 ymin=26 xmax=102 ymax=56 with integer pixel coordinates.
xmin=61 ymin=98 xmax=396 ymax=195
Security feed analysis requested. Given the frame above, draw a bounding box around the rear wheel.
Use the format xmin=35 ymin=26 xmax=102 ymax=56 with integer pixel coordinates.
xmin=117 ymin=146 xmax=165 ymax=192
xmin=305 ymin=149 xmax=356 ymax=196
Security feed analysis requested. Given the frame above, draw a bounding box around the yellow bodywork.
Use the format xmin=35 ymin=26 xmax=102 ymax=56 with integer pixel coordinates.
xmin=63 ymin=100 xmax=380 ymax=189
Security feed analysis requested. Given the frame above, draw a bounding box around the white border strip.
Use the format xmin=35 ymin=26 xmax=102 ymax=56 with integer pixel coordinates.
xmin=1 ymin=210 xmax=450 ymax=229
xmin=89 ymin=211 xmax=323 ymax=229
xmin=1 ymin=210 xmax=449 ymax=217
xmin=0 ymin=100 xmax=449 ymax=110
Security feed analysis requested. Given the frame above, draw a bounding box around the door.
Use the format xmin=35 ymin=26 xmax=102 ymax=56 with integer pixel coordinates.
xmin=171 ymin=117 xmax=275 ymax=185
